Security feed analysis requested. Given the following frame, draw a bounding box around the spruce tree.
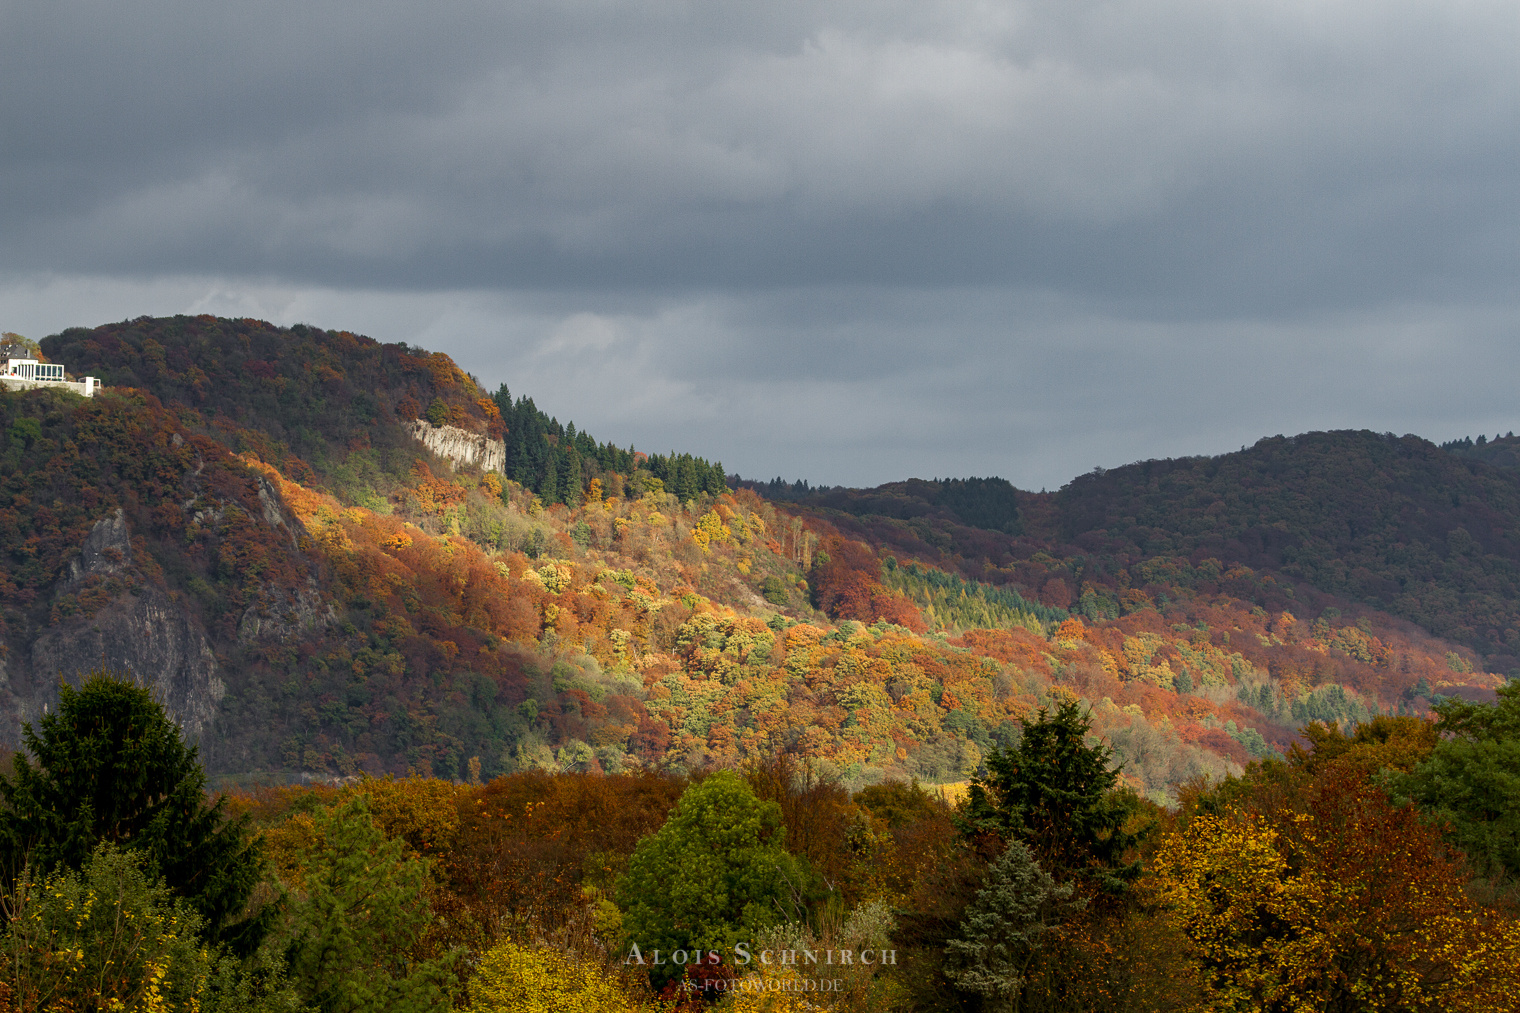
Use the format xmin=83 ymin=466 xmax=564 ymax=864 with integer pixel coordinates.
xmin=943 ymin=840 xmax=1083 ymax=1013
xmin=282 ymin=797 xmax=458 ymax=1013
xmin=675 ymin=455 xmax=699 ymax=502
xmin=0 ymin=673 xmax=266 ymax=950
xmin=960 ymin=700 xmax=1145 ymax=895
xmin=539 ymin=451 xmax=559 ymax=503
xmin=564 ymin=448 xmax=583 ymax=506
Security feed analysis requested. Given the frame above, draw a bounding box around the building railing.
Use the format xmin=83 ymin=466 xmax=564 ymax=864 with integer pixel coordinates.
xmin=2 ymin=358 xmax=99 ymax=397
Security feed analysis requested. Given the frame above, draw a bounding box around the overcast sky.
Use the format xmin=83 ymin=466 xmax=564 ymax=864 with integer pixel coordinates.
xmin=2 ymin=1 xmax=1517 ymax=490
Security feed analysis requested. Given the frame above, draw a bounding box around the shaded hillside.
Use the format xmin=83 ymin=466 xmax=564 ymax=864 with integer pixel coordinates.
xmin=48 ymin=316 xmax=493 ymax=499
xmin=741 ymin=476 xmax=1022 ymax=534
xmin=1053 ymin=432 xmax=1520 ymax=668
xmin=1443 ymin=431 xmax=1520 ymax=471
xmin=749 ymin=431 xmax=1520 ymax=673
xmin=0 ymin=387 xmax=326 ymax=743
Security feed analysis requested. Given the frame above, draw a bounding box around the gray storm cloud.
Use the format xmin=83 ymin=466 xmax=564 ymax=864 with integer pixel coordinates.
xmin=1 ymin=0 xmax=1517 ymax=488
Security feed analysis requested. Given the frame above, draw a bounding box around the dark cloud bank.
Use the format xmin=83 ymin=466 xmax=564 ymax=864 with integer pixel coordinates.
xmin=2 ymin=0 xmax=1517 ymax=489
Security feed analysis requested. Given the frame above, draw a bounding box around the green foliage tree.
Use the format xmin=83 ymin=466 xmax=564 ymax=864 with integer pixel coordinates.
xmin=960 ymin=701 xmax=1145 ymax=895
xmin=424 ymin=398 xmax=449 ymax=425
xmin=617 ymin=770 xmax=807 ymax=985
xmin=0 ymin=332 xmax=41 ymax=357
xmin=853 ymin=778 xmax=943 ymax=830
xmin=279 ymin=796 xmax=459 ymax=1013
xmin=760 ymin=575 xmax=790 ymax=606
xmin=0 ymin=844 xmax=208 ymax=1011
xmin=199 ymin=948 xmax=308 ymax=1013
xmin=0 ymin=674 xmax=265 ymax=950
xmin=943 ymin=840 xmax=1083 ymax=1013
xmin=7 ymin=416 xmax=41 ymax=449
xmin=1390 ymin=681 xmax=1520 ymax=885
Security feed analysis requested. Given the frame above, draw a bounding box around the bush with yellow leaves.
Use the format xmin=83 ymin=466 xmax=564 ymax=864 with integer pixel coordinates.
xmin=466 ymin=940 xmax=642 ymax=1013
xmin=1 ymin=844 xmax=207 ymax=1012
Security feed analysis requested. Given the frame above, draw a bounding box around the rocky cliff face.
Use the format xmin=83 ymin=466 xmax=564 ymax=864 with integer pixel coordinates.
xmin=2 ymin=509 xmax=225 ymax=747
xmin=408 ymin=419 xmax=506 ymax=473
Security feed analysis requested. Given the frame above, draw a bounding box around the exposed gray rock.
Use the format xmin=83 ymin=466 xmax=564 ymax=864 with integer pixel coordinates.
xmin=66 ymin=506 xmax=132 ymax=582
xmin=238 ymin=581 xmax=334 ymax=644
xmin=29 ymin=585 xmax=224 ymax=744
xmin=256 ymin=477 xmax=286 ymax=527
xmin=408 ymin=419 xmax=506 ymax=473
xmin=5 ymin=509 xmax=225 ymax=747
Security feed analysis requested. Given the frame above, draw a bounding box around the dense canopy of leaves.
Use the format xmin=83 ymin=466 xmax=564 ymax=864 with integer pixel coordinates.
xmin=617 ymin=771 xmax=807 ymax=984
xmin=281 ymin=797 xmax=459 ymax=1013
xmin=1391 ymin=681 xmax=1520 ymax=884
xmin=750 ymin=430 xmax=1520 ymax=671
xmin=1 ymin=845 xmax=209 ymax=1012
xmin=1053 ymin=431 xmax=1520 ymax=666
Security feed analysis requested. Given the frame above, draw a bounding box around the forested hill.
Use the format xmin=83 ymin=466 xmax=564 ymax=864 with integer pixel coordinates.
xmin=48 ymin=316 xmax=727 ymax=511
xmin=1051 ymin=432 xmax=1520 ymax=666
xmin=9 ymin=328 xmax=1520 ymax=1013
xmin=1442 ymin=430 xmax=1520 ymax=470
xmin=0 ymin=313 xmax=1507 ymax=792
xmin=750 ymin=431 xmax=1520 ymax=673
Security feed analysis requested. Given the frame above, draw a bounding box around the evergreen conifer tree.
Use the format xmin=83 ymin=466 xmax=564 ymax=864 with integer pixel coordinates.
xmin=943 ymin=839 xmax=1083 ymax=1013
xmin=0 ymin=673 xmax=266 ymax=950
xmin=564 ymin=448 xmax=583 ymax=506
xmin=281 ymin=797 xmax=458 ymax=1013
xmin=675 ymin=455 xmax=699 ymax=502
xmin=540 ymin=451 xmax=559 ymax=503
xmin=960 ymin=700 xmax=1145 ymax=895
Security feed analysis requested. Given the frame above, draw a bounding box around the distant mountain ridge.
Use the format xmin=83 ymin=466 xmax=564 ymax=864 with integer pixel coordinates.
xmin=744 ymin=431 xmax=1520 ymax=673
xmin=1053 ymin=432 xmax=1520 ymax=667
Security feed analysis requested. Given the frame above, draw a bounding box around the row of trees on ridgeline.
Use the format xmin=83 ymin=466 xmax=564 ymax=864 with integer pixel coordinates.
xmin=490 ymin=384 xmax=726 ymax=508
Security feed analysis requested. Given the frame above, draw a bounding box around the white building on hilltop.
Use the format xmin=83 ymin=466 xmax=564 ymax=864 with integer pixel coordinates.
xmin=3 ymin=357 xmax=99 ymax=397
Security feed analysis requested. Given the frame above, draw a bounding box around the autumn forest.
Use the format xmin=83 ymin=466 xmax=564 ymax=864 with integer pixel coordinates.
xmin=0 ymin=315 xmax=1518 ymax=1011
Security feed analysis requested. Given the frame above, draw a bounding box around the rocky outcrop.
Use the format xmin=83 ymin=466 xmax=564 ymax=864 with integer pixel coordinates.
xmin=233 ymin=476 xmax=333 ymax=642
xmin=29 ymin=586 xmax=224 ymax=743
xmin=6 ymin=508 xmax=225 ymax=745
xmin=238 ymin=582 xmax=333 ymax=643
xmin=408 ymin=419 xmax=505 ymax=473
xmin=66 ymin=506 xmax=133 ymax=581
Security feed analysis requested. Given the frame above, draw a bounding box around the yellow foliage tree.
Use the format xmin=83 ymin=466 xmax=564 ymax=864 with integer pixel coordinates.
xmin=1157 ymin=770 xmax=1520 ymax=1012
xmin=692 ymin=509 xmax=732 ymax=553
xmin=340 ymin=776 xmax=465 ymax=859
xmin=718 ymin=965 xmax=823 ymax=1013
xmin=0 ymin=846 xmax=208 ymax=1013
xmin=466 ymin=941 xmax=639 ymax=1013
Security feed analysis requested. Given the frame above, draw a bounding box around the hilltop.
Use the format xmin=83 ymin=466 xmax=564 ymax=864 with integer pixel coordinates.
xmin=0 ymin=315 xmax=1507 ymax=798
xmin=747 ymin=430 xmax=1520 ymax=671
